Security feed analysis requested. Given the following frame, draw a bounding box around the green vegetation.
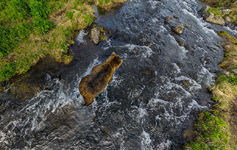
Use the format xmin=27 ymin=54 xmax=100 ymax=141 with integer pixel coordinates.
xmin=184 ymin=31 xmax=237 ymax=150
xmin=0 ymin=22 xmax=32 ymax=57
xmin=0 ymin=0 xmax=30 ymax=24
xmin=200 ymin=0 xmax=237 ymax=24
xmin=66 ymin=11 xmax=75 ymax=20
xmin=0 ymin=63 xmax=16 ymax=81
xmin=186 ymin=111 xmax=229 ymax=150
xmin=200 ymin=0 xmax=236 ymax=7
xmin=0 ymin=0 xmax=127 ymax=84
xmin=95 ymin=0 xmax=126 ymax=11
xmin=208 ymin=7 xmax=222 ymax=17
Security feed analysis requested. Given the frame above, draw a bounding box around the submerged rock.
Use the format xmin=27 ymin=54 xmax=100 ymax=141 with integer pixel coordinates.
xmin=165 ymin=15 xmax=173 ymax=24
xmin=79 ymin=52 xmax=123 ymax=105
xmin=172 ymin=24 xmax=184 ymax=35
xmin=175 ymin=37 xmax=184 ymax=46
xmin=90 ymin=27 xmax=100 ymax=44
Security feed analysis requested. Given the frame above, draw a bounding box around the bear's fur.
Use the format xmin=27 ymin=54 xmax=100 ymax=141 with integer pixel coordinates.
xmin=79 ymin=52 xmax=123 ymax=106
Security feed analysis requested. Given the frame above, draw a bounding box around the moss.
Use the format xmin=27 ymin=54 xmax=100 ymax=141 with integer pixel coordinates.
xmin=208 ymin=7 xmax=223 ymax=17
xmin=100 ymin=33 xmax=106 ymax=41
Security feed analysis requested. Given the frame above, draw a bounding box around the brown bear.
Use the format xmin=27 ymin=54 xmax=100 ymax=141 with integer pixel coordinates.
xmin=79 ymin=52 xmax=123 ymax=106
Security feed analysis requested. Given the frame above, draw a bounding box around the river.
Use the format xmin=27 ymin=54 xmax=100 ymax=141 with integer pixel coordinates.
xmin=0 ymin=0 xmax=237 ymax=149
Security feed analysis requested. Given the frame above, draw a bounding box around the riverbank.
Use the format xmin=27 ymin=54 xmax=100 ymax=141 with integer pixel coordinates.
xmin=184 ymin=1 xmax=237 ymax=149
xmin=200 ymin=0 xmax=237 ymax=25
xmin=0 ymin=0 xmax=126 ymax=97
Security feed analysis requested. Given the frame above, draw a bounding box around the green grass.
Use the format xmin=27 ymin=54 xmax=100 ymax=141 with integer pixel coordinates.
xmin=185 ymin=111 xmax=229 ymax=150
xmin=216 ymin=75 xmax=237 ymax=85
xmin=0 ymin=0 xmax=30 ymax=25
xmin=66 ymin=11 xmax=75 ymax=20
xmin=0 ymin=63 xmax=16 ymax=81
xmin=0 ymin=22 xmax=32 ymax=57
xmin=185 ymin=31 xmax=237 ymax=150
xmin=0 ymin=0 xmax=126 ymax=83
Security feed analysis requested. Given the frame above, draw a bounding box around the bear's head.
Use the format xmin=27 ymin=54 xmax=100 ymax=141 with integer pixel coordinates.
xmin=107 ymin=52 xmax=123 ymax=68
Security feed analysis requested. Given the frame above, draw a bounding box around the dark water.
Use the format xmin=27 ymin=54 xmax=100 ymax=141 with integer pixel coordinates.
xmin=1 ymin=0 xmax=237 ymax=149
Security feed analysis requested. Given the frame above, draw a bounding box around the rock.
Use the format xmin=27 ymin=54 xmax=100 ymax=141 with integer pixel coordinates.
xmin=165 ymin=15 xmax=173 ymax=24
xmin=90 ymin=27 xmax=100 ymax=44
xmin=9 ymin=56 xmax=61 ymax=100
xmin=199 ymin=5 xmax=210 ymax=18
xmin=221 ymin=9 xmax=232 ymax=17
xmin=231 ymin=69 xmax=237 ymax=74
xmin=206 ymin=13 xmax=225 ymax=25
xmin=174 ymin=37 xmax=184 ymax=46
xmin=223 ymin=71 xmax=230 ymax=77
xmin=172 ymin=24 xmax=184 ymax=35
xmin=199 ymin=5 xmax=225 ymax=25
xmin=225 ymin=16 xmax=232 ymax=22
xmin=79 ymin=52 xmax=123 ymax=105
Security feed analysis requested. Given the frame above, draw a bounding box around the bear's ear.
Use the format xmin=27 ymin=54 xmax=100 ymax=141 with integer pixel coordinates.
xmin=112 ymin=52 xmax=116 ymax=55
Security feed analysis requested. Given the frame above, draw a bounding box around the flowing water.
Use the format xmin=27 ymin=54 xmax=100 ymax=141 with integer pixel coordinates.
xmin=1 ymin=0 xmax=237 ymax=149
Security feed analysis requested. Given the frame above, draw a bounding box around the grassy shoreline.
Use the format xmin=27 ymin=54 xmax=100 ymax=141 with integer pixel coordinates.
xmin=184 ymin=0 xmax=237 ymax=148
xmin=0 ymin=0 xmax=126 ymax=84
xmin=184 ymin=32 xmax=237 ymax=150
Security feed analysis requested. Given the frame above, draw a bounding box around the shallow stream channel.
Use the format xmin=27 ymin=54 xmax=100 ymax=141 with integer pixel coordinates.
xmin=1 ymin=0 xmax=237 ymax=149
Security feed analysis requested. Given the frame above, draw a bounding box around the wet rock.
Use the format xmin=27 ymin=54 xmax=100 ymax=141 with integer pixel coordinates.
xmin=231 ymin=69 xmax=237 ymax=75
xmin=206 ymin=13 xmax=225 ymax=25
xmin=174 ymin=37 xmax=184 ymax=46
xmin=79 ymin=52 xmax=123 ymax=105
xmin=199 ymin=5 xmax=225 ymax=25
xmin=199 ymin=5 xmax=210 ymax=18
xmin=9 ymin=56 xmax=61 ymax=100
xmin=225 ymin=16 xmax=232 ymax=22
xmin=90 ymin=27 xmax=100 ymax=44
xmin=183 ymin=130 xmax=196 ymax=141
xmin=172 ymin=24 xmax=184 ymax=35
xmin=165 ymin=15 xmax=173 ymax=24
xmin=221 ymin=9 xmax=232 ymax=17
